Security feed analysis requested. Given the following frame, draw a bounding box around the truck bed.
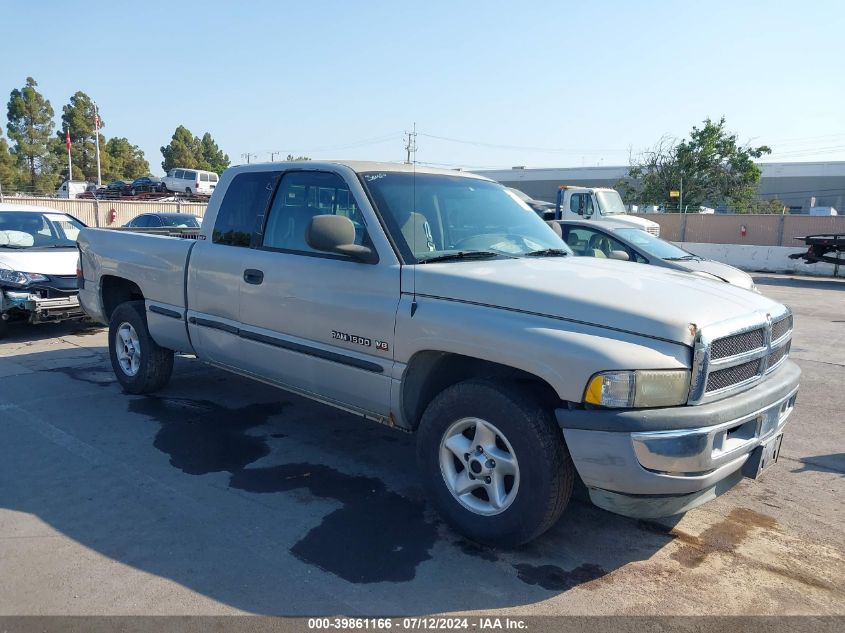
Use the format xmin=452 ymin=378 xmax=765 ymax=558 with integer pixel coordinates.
xmin=78 ymin=228 xmax=195 ymax=315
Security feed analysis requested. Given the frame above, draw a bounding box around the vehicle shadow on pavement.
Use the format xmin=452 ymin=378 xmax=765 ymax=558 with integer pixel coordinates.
xmin=0 ymin=345 xmax=688 ymax=614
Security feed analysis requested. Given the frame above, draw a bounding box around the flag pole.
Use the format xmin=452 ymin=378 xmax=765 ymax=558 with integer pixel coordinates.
xmin=65 ymin=127 xmax=73 ymax=186
xmin=94 ymin=102 xmax=102 ymax=186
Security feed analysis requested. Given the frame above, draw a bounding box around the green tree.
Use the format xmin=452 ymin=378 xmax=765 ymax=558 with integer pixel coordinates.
xmin=742 ymin=198 xmax=787 ymax=214
xmin=198 ymin=132 xmax=229 ymax=174
xmin=57 ymin=91 xmax=103 ymax=182
xmin=161 ymin=125 xmax=203 ymax=172
xmin=0 ymin=132 xmax=21 ymax=192
xmin=626 ymin=117 xmax=771 ymax=211
xmin=286 ymin=154 xmax=311 ymax=161
xmin=103 ymin=137 xmax=149 ymax=181
xmin=6 ymin=77 xmax=55 ymax=191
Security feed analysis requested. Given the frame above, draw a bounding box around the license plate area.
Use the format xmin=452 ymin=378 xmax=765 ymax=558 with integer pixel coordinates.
xmin=742 ymin=433 xmax=784 ymax=479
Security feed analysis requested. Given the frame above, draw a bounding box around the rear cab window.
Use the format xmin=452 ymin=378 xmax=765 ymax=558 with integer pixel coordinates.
xmin=212 ymin=170 xmax=280 ymax=247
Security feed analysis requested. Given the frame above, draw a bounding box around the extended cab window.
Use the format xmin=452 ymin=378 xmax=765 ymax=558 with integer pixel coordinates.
xmin=262 ymin=171 xmax=367 ymax=255
xmin=212 ymin=171 xmax=279 ymax=247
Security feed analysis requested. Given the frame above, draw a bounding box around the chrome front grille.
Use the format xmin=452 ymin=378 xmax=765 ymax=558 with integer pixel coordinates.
xmin=772 ymin=314 xmax=793 ymax=343
xmin=706 ymin=359 xmax=762 ymax=392
xmin=689 ymin=307 xmax=793 ymax=404
xmin=767 ymin=340 xmax=791 ymax=371
xmin=710 ymin=328 xmax=765 ymax=360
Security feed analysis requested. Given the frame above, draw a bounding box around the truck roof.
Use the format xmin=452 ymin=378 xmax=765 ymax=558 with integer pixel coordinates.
xmin=558 ymin=185 xmax=616 ymax=192
xmin=227 ymin=160 xmax=493 ymax=181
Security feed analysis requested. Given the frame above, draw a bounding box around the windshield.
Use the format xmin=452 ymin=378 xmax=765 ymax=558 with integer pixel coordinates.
xmin=595 ymin=190 xmax=627 ymax=216
xmin=362 ymin=172 xmax=570 ymax=262
xmin=615 ymin=228 xmax=692 ymax=259
xmin=0 ymin=211 xmax=84 ymax=249
xmin=160 ymin=215 xmax=200 ymax=228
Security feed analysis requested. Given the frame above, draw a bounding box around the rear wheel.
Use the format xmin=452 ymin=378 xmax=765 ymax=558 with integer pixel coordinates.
xmin=0 ymin=317 xmax=7 ymax=339
xmin=108 ymin=300 xmax=173 ymax=394
xmin=185 ymin=187 xmax=192 ymax=195
xmin=416 ymin=379 xmax=574 ymax=546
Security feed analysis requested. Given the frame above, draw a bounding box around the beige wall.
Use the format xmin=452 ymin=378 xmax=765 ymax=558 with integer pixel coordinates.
xmin=0 ymin=196 xmax=207 ymax=228
xmin=639 ymin=213 xmax=845 ymax=246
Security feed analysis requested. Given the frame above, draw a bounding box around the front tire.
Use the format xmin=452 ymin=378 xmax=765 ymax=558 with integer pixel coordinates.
xmin=108 ymin=300 xmax=173 ymax=394
xmin=416 ymin=379 xmax=574 ymax=547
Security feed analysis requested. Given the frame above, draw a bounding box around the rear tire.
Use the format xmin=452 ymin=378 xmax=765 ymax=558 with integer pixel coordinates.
xmin=0 ymin=317 xmax=7 ymax=339
xmin=108 ymin=300 xmax=173 ymax=394
xmin=185 ymin=187 xmax=192 ymax=195
xmin=416 ymin=379 xmax=574 ymax=547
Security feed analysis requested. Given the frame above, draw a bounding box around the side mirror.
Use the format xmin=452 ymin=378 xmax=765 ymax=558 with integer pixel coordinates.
xmin=609 ymin=250 xmax=630 ymax=261
xmin=306 ymin=215 xmax=378 ymax=264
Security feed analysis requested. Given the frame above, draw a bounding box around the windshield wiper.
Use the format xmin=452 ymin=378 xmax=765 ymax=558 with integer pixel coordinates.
xmin=524 ymin=248 xmax=570 ymax=257
xmin=418 ymin=250 xmax=512 ymax=264
xmin=665 ymin=255 xmax=700 ymax=261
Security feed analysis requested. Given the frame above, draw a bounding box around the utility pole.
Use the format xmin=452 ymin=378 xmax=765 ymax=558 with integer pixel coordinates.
xmin=241 ymin=152 xmax=257 ymax=164
xmin=679 ymin=174 xmax=684 ymax=213
xmin=270 ymin=151 xmax=283 ymax=162
xmin=404 ymin=124 xmax=417 ymax=164
xmin=93 ymin=103 xmax=102 ymax=186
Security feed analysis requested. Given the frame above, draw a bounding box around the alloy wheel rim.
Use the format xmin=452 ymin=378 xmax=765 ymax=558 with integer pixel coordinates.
xmin=115 ymin=322 xmax=141 ymax=377
xmin=439 ymin=417 xmax=520 ymax=516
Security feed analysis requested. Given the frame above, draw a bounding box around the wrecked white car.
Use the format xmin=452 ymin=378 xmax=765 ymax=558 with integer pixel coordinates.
xmin=0 ymin=204 xmax=87 ymax=337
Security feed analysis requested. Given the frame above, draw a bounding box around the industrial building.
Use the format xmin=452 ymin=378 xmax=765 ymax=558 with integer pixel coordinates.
xmin=478 ymin=160 xmax=845 ymax=212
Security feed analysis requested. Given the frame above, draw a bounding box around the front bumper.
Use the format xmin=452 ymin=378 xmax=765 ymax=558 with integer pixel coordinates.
xmin=1 ymin=290 xmax=84 ymax=324
xmin=556 ymin=360 xmax=800 ymax=518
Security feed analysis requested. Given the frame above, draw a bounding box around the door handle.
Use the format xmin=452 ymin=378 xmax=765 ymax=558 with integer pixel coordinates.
xmin=243 ymin=269 xmax=264 ymax=285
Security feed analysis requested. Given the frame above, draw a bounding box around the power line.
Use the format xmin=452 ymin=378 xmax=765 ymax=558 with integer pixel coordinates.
xmin=418 ymin=132 xmax=624 ymax=154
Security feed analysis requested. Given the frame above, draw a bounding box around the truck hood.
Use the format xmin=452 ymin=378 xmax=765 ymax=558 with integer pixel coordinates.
xmin=413 ymin=257 xmax=782 ymax=346
xmin=679 ymin=258 xmax=756 ymax=291
xmin=605 ymin=214 xmax=659 ymax=229
xmin=0 ymin=248 xmax=79 ymax=276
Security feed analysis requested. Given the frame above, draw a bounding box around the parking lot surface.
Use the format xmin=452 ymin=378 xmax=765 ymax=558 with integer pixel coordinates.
xmin=1 ymin=274 xmax=843 ymax=615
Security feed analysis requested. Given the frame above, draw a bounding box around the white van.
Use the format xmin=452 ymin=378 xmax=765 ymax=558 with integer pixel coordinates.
xmin=162 ymin=168 xmax=219 ymax=195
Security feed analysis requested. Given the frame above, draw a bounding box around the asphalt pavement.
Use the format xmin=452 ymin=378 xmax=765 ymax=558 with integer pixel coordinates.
xmin=0 ymin=274 xmax=842 ymax=615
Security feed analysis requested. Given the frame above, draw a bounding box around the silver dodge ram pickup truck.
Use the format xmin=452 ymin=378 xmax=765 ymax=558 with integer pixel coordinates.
xmin=78 ymin=161 xmax=800 ymax=546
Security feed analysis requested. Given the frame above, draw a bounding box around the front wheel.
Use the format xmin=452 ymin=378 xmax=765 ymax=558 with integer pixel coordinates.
xmin=416 ymin=379 xmax=574 ymax=547
xmin=108 ymin=300 xmax=174 ymax=394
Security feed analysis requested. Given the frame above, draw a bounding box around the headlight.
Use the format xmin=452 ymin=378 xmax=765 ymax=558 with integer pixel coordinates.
xmin=584 ymin=369 xmax=691 ymax=408
xmin=0 ymin=269 xmax=48 ymax=286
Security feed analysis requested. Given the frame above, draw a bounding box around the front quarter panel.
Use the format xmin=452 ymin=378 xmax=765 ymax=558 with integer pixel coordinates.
xmin=394 ymin=293 xmax=690 ymax=404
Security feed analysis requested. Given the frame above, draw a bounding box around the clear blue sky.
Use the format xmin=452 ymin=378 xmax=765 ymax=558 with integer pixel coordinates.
xmin=3 ymin=0 xmax=843 ymax=175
